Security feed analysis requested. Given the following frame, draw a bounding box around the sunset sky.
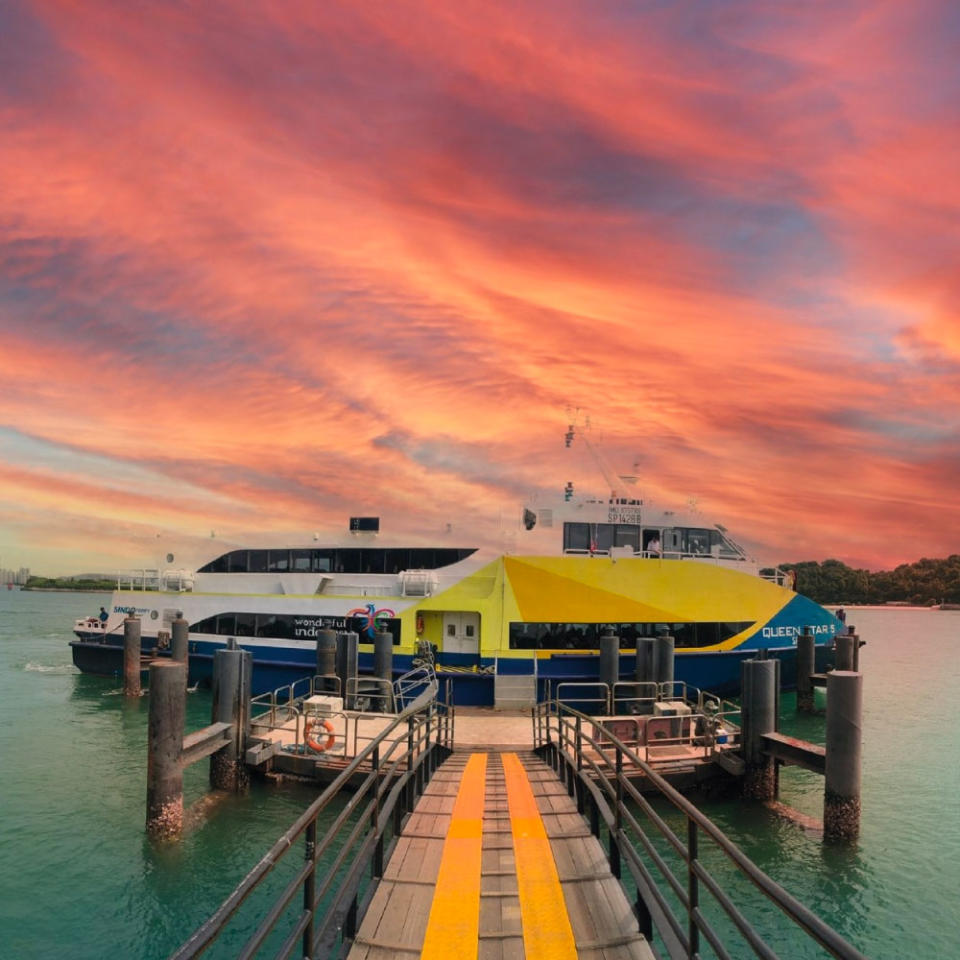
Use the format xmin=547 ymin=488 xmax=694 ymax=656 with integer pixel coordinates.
xmin=2 ymin=0 xmax=959 ymax=575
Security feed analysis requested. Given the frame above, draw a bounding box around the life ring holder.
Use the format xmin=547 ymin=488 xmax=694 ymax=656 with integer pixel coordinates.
xmin=304 ymin=716 xmax=336 ymax=753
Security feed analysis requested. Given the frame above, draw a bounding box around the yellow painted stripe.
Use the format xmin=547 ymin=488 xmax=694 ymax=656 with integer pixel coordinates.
xmin=420 ymin=752 xmax=487 ymax=958
xmin=502 ymin=752 xmax=578 ymax=959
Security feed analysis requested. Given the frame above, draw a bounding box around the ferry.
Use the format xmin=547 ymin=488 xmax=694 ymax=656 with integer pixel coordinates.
xmin=70 ymin=434 xmax=840 ymax=703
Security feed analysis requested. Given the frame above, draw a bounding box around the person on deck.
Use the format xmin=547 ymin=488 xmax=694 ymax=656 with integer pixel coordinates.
xmin=98 ymin=606 xmax=108 ymax=624
xmin=646 ymin=536 xmax=661 ymax=557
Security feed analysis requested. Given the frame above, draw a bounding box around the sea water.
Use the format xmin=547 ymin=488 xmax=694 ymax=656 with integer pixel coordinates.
xmin=1 ymin=591 xmax=958 ymax=959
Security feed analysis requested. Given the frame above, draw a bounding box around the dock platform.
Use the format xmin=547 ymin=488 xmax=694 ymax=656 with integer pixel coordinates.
xmin=348 ymin=751 xmax=653 ymax=959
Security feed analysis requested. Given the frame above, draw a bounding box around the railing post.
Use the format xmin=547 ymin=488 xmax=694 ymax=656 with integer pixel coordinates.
xmin=407 ymin=716 xmax=416 ymax=810
xmin=372 ymin=746 xmax=384 ymax=878
xmin=303 ymin=819 xmax=317 ymax=959
xmin=589 ymin=789 xmax=600 ymax=838
xmin=635 ymin=888 xmax=653 ymax=942
xmin=610 ymin=745 xmax=622 ymax=879
xmin=687 ymin=818 xmax=700 ymax=958
xmin=345 ymin=895 xmax=358 ymax=942
xmin=575 ymin=715 xmax=584 ymax=814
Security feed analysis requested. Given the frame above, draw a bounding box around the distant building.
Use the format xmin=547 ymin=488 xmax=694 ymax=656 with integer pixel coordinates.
xmin=0 ymin=567 xmax=30 ymax=585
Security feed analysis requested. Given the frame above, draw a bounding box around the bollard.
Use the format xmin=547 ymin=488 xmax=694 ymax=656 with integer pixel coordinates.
xmin=171 ymin=616 xmax=189 ymax=686
xmin=373 ymin=629 xmax=394 ymax=712
xmin=599 ymin=626 xmax=619 ymax=709
xmin=123 ymin=615 xmax=142 ymax=697
xmin=797 ymin=627 xmax=815 ymax=713
xmin=740 ymin=658 xmax=778 ymax=801
xmin=210 ymin=639 xmax=252 ymax=792
xmin=635 ymin=636 xmax=655 ymax=683
xmin=848 ymin=626 xmax=861 ymax=672
xmin=653 ymin=630 xmax=675 ymax=690
xmin=824 ymin=671 xmax=862 ymax=842
xmin=835 ymin=632 xmax=856 ymax=672
xmin=146 ymin=660 xmax=187 ymax=839
xmin=337 ymin=631 xmax=359 ymax=708
xmin=316 ymin=627 xmax=338 ymax=681
xmin=634 ymin=636 xmax=656 ymax=714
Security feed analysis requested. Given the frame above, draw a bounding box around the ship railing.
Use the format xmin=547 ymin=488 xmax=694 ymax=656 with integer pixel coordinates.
xmin=759 ymin=566 xmax=792 ymax=586
xmin=171 ymin=692 xmax=455 ymax=960
xmin=250 ymin=675 xmax=342 ymax=732
xmin=611 ymin=680 xmax=659 ymax=714
xmin=562 ymin=548 xmax=751 ymax=564
xmin=532 ymin=699 xmax=866 ymax=960
xmin=345 ymin=676 xmax=395 ymax=713
xmin=554 ymin=680 xmax=611 ymax=713
xmin=250 ymin=672 xmax=447 ymax=760
xmin=115 ymin=568 xmax=195 ymax=592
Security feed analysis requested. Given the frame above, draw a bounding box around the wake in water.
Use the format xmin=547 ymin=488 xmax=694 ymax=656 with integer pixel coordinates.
xmin=24 ymin=662 xmax=79 ymax=675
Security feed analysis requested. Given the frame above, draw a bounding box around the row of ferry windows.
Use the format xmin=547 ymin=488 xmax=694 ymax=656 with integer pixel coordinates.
xmin=197 ymin=547 xmax=477 ymax=575
xmin=562 ymin=523 xmax=735 ymax=556
xmin=508 ymin=621 xmax=753 ymax=650
xmin=191 ymin=612 xmax=402 ymax=644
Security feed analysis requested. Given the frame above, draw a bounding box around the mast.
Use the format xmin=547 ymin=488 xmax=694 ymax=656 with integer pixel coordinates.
xmin=564 ymin=410 xmax=637 ymax=500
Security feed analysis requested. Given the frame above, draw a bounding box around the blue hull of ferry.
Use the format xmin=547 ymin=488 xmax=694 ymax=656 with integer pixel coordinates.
xmin=70 ymin=636 xmax=834 ymax=704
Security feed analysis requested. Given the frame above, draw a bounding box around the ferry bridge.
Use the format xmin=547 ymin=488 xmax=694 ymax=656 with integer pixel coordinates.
xmin=170 ymin=691 xmax=867 ymax=960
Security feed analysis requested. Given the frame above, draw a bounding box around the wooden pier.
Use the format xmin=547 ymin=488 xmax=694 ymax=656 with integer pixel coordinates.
xmin=349 ymin=751 xmax=653 ymax=959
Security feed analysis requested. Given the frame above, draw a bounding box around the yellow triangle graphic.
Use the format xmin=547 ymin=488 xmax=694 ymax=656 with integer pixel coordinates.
xmin=505 ymin=557 xmax=679 ymax=622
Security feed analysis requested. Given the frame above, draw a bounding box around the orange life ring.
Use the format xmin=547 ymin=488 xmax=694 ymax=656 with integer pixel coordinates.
xmin=304 ymin=717 xmax=336 ymax=753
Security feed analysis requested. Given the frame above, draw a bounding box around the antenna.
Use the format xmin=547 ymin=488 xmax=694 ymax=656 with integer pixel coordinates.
xmin=564 ymin=408 xmax=638 ymax=499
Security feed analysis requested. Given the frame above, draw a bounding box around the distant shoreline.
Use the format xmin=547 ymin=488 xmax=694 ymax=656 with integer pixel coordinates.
xmin=22 ymin=587 xmax=113 ymax=593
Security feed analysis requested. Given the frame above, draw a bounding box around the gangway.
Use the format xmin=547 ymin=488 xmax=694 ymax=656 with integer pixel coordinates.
xmin=171 ymin=696 xmax=868 ymax=960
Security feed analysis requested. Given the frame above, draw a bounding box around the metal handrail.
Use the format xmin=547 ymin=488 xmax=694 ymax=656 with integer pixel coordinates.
xmin=171 ymin=694 xmax=455 ymax=960
xmin=533 ymin=698 xmax=867 ymax=960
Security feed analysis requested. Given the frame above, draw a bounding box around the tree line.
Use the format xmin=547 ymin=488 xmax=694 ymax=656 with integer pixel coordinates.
xmin=770 ymin=556 xmax=960 ymax=605
xmin=24 ymin=576 xmax=115 ymax=591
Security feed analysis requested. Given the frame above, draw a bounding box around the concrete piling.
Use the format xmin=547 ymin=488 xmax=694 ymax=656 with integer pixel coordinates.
xmin=835 ymin=631 xmax=857 ymax=672
xmin=824 ymin=670 xmax=862 ymax=842
xmin=210 ymin=639 xmax=252 ymax=792
xmin=315 ymin=627 xmax=338 ymax=680
xmin=635 ymin=637 xmax=655 ymax=684
xmin=797 ymin=627 xmax=816 ymax=713
xmin=374 ymin=629 xmax=394 ymax=683
xmin=653 ymin=630 xmax=675 ymax=689
xmin=336 ymin=631 xmax=359 ymax=709
xmin=740 ymin=658 xmax=778 ymax=801
xmin=123 ymin=615 xmax=142 ymax=697
xmin=599 ymin=626 xmax=620 ymax=699
xmin=374 ymin=629 xmax=394 ymax=712
xmin=146 ymin=660 xmax=187 ymax=839
xmin=848 ymin=627 xmax=861 ymax=671
xmin=171 ymin=616 xmax=189 ymax=680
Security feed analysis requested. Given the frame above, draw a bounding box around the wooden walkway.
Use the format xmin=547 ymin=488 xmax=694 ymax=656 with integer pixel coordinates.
xmin=348 ymin=751 xmax=654 ymax=960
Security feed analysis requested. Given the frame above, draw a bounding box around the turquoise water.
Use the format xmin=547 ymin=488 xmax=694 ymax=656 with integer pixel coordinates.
xmin=1 ymin=592 xmax=958 ymax=958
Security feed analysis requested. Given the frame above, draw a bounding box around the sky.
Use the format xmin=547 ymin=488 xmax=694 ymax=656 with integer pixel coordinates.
xmin=1 ymin=0 xmax=959 ymax=575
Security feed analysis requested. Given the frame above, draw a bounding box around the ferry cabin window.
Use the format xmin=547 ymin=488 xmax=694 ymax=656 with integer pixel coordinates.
xmin=563 ymin=523 xmax=639 ymax=552
xmin=287 ymin=550 xmax=307 ymax=572
xmin=191 ymin=612 xmax=402 ymax=644
xmin=663 ymin=529 xmax=682 ymax=554
xmin=615 ymin=526 xmax=640 ymax=550
xmin=563 ymin=523 xmax=591 ymax=551
xmin=197 ymin=547 xmax=477 ymax=574
xmin=684 ymin=529 xmax=712 ymax=555
xmin=508 ymin=620 xmax=752 ymax=650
